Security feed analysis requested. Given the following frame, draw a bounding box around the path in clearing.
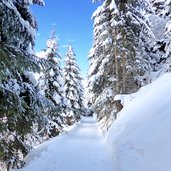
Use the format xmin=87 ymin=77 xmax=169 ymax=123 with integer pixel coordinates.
xmin=15 ymin=117 xmax=117 ymax=171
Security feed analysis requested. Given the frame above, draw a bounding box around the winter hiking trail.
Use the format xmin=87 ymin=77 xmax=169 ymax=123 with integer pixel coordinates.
xmin=13 ymin=116 xmax=118 ymax=171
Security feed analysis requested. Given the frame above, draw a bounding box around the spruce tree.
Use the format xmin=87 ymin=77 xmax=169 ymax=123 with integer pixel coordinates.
xmin=87 ymin=0 xmax=155 ymax=128
xmin=87 ymin=0 xmax=116 ymax=123
xmin=63 ymin=46 xmax=85 ymax=124
xmin=111 ymin=0 xmax=154 ymax=93
xmin=37 ymin=30 xmax=67 ymax=137
xmin=0 ymin=0 xmax=45 ymax=169
xmin=149 ymin=0 xmax=171 ymax=73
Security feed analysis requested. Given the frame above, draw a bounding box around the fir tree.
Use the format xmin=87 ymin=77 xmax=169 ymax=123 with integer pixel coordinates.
xmin=0 ymin=0 xmax=46 ymax=169
xmin=38 ymin=30 xmax=67 ymax=137
xmin=111 ymin=0 xmax=153 ymax=93
xmin=150 ymin=0 xmax=170 ymax=73
xmin=87 ymin=0 xmax=155 ymax=128
xmin=63 ymin=46 xmax=85 ymax=124
xmin=87 ymin=0 xmax=116 ymax=123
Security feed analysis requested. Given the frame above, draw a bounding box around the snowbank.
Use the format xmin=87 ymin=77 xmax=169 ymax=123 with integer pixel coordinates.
xmin=107 ymin=73 xmax=171 ymax=171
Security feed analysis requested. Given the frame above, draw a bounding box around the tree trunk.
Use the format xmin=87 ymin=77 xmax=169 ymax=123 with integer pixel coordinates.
xmin=122 ymin=29 xmax=126 ymax=94
xmin=114 ymin=27 xmax=120 ymax=94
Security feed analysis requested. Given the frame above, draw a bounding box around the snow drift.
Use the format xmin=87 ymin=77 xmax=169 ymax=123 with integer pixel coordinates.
xmin=107 ymin=73 xmax=171 ymax=171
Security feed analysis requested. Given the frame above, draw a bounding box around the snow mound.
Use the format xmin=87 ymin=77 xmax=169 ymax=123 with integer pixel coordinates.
xmin=107 ymin=72 xmax=171 ymax=171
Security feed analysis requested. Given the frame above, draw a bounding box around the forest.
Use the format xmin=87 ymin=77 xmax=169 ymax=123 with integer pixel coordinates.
xmin=1 ymin=0 xmax=171 ymax=170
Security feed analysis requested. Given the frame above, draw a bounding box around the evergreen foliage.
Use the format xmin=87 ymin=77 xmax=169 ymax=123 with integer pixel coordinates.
xmin=87 ymin=0 xmax=169 ymax=129
xmin=1 ymin=0 xmax=171 ymax=169
xmin=0 ymin=0 xmax=45 ymax=169
xmin=63 ymin=46 xmax=85 ymax=124
xmin=37 ymin=30 xmax=67 ymax=137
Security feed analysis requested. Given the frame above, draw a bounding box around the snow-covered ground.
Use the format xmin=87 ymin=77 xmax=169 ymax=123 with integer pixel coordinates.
xmin=12 ymin=116 xmax=117 ymax=171
xmin=11 ymin=73 xmax=171 ymax=171
xmin=107 ymin=72 xmax=171 ymax=171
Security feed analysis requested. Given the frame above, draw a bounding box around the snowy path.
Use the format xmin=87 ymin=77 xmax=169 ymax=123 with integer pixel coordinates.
xmin=13 ymin=117 xmax=117 ymax=171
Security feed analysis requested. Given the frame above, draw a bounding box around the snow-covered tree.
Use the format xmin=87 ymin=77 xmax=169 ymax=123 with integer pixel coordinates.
xmin=37 ymin=30 xmax=67 ymax=137
xmin=150 ymin=0 xmax=171 ymax=17
xmin=87 ymin=0 xmax=117 ymax=125
xmin=63 ymin=46 xmax=85 ymax=124
xmin=110 ymin=0 xmax=155 ymax=93
xmin=87 ymin=0 xmax=158 ymax=129
xmin=149 ymin=0 xmax=171 ymax=73
xmin=0 ymin=0 xmax=46 ymax=169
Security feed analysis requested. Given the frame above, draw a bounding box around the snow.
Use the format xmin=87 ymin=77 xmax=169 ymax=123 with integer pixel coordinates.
xmin=36 ymin=0 xmax=45 ymax=6
xmin=110 ymin=0 xmax=118 ymax=13
xmin=148 ymin=14 xmax=167 ymax=40
xmin=49 ymin=69 xmax=55 ymax=77
xmin=11 ymin=116 xmax=117 ymax=171
xmin=53 ymin=81 xmax=59 ymax=88
xmin=25 ymin=71 xmax=38 ymax=87
xmin=101 ymin=30 xmax=108 ymax=36
xmin=36 ymin=51 xmax=46 ymax=59
xmin=73 ymin=101 xmax=79 ymax=109
xmin=111 ymin=18 xmax=118 ymax=27
xmin=27 ymin=43 xmax=34 ymax=55
xmin=114 ymin=93 xmax=136 ymax=107
xmin=4 ymin=0 xmax=36 ymax=50
xmin=102 ymin=37 xmax=112 ymax=46
xmin=6 ymin=79 xmax=20 ymax=95
xmin=53 ymin=93 xmax=61 ymax=104
xmin=52 ymin=57 xmax=59 ymax=64
xmin=107 ymin=72 xmax=171 ymax=171
xmin=7 ymin=68 xmax=171 ymax=171
xmin=46 ymin=38 xmax=57 ymax=50
xmin=106 ymin=89 xmax=113 ymax=98
xmin=91 ymin=6 xmax=102 ymax=20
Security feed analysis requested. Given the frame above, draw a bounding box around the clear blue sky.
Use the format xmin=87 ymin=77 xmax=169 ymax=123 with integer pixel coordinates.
xmin=31 ymin=1 xmax=101 ymax=79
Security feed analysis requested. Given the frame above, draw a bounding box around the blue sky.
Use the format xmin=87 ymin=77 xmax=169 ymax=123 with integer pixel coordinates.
xmin=31 ymin=1 xmax=101 ymax=79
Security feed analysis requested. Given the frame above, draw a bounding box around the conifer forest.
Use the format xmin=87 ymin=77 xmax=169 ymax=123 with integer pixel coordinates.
xmin=1 ymin=0 xmax=171 ymax=171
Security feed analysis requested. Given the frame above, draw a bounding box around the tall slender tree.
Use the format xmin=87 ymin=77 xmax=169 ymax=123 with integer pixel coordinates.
xmin=87 ymin=0 xmax=116 ymax=123
xmin=63 ymin=46 xmax=85 ymax=124
xmin=38 ymin=30 xmax=67 ymax=137
xmin=87 ymin=0 xmax=156 ymax=128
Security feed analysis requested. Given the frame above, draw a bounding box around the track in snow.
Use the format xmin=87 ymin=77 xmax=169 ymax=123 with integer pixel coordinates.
xmin=13 ymin=116 xmax=117 ymax=171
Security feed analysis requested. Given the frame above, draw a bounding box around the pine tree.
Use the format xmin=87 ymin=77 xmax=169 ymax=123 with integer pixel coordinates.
xmin=87 ymin=0 xmax=116 ymax=124
xmin=150 ymin=0 xmax=170 ymax=16
xmin=112 ymin=0 xmax=154 ymax=93
xmin=37 ymin=30 xmax=67 ymax=137
xmin=0 ymin=0 xmax=46 ymax=169
xmin=63 ymin=46 xmax=85 ymax=124
xmin=150 ymin=0 xmax=171 ymax=73
xmin=87 ymin=0 xmax=155 ymax=128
